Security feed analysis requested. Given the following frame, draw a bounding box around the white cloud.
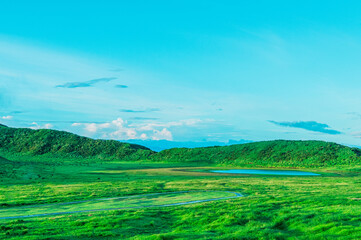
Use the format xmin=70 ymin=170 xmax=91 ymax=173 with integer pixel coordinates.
xmin=136 ymin=118 xmax=202 ymax=131
xmin=30 ymin=122 xmax=53 ymax=130
xmin=1 ymin=116 xmax=13 ymax=120
xmin=72 ymin=118 xmax=140 ymax=140
xmin=140 ymin=133 xmax=147 ymax=140
xmin=350 ymin=131 xmax=361 ymax=138
xmin=71 ymin=117 xmax=202 ymax=141
xmin=110 ymin=128 xmax=137 ymax=139
xmin=44 ymin=123 xmax=53 ymax=129
xmin=84 ymin=123 xmax=98 ymax=133
xmin=152 ymin=128 xmax=173 ymax=140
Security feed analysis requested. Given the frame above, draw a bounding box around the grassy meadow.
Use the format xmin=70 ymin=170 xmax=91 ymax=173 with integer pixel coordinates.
xmin=2 ymin=126 xmax=361 ymax=239
xmin=1 ymin=153 xmax=361 ymax=239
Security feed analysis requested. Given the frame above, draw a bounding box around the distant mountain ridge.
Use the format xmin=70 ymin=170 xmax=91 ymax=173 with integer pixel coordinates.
xmin=123 ymin=139 xmax=253 ymax=152
xmin=1 ymin=125 xmax=361 ymax=167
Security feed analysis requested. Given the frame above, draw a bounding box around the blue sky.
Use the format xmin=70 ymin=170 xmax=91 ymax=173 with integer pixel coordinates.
xmin=1 ymin=1 xmax=361 ymax=145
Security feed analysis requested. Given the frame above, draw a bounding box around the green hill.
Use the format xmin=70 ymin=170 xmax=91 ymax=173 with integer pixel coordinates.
xmin=1 ymin=125 xmax=360 ymax=167
xmin=151 ymin=140 xmax=361 ymax=167
xmin=0 ymin=125 xmax=153 ymax=161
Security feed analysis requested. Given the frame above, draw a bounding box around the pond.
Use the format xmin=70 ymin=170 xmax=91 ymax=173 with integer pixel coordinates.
xmin=211 ymin=169 xmax=320 ymax=176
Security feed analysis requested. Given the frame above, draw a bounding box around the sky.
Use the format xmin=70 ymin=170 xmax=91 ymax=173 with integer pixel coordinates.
xmin=1 ymin=1 xmax=361 ymax=145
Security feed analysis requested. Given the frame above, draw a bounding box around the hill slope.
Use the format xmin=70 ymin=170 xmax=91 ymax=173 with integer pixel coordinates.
xmin=0 ymin=125 xmax=153 ymax=161
xmin=151 ymin=140 xmax=361 ymax=167
xmin=1 ymin=125 xmax=361 ymax=167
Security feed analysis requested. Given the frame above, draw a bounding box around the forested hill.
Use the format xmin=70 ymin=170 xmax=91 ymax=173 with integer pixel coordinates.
xmin=0 ymin=124 xmax=153 ymax=160
xmin=150 ymin=140 xmax=361 ymax=167
xmin=1 ymin=124 xmax=361 ymax=167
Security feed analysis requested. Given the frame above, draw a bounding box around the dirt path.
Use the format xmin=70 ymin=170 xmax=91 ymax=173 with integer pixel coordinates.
xmin=0 ymin=191 xmax=243 ymax=220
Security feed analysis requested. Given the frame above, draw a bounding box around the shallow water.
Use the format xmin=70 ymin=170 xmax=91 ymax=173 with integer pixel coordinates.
xmin=211 ymin=169 xmax=320 ymax=176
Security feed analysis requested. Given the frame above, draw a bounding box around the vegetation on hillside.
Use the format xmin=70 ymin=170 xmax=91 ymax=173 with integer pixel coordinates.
xmin=1 ymin=125 xmax=361 ymax=167
xmin=0 ymin=125 xmax=153 ymax=161
xmin=0 ymin=156 xmax=15 ymax=179
xmin=151 ymin=140 xmax=361 ymax=167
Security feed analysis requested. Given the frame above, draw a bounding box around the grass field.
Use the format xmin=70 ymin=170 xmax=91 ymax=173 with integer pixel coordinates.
xmin=1 ymin=153 xmax=361 ymax=239
xmin=0 ymin=191 xmax=239 ymax=219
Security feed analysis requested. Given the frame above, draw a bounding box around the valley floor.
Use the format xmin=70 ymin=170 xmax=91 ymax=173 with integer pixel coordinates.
xmin=1 ymin=155 xmax=361 ymax=239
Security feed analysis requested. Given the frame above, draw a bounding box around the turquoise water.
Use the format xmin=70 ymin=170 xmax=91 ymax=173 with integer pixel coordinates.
xmin=211 ymin=169 xmax=320 ymax=176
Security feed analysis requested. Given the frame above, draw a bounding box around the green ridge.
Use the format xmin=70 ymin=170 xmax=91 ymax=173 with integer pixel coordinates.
xmin=0 ymin=126 xmax=154 ymax=161
xmin=1 ymin=125 xmax=360 ymax=167
xmin=151 ymin=140 xmax=361 ymax=167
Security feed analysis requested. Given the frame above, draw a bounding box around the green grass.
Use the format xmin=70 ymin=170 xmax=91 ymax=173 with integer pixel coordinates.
xmin=0 ymin=191 xmax=236 ymax=219
xmin=1 ymin=154 xmax=361 ymax=239
xmin=2 ymin=126 xmax=361 ymax=239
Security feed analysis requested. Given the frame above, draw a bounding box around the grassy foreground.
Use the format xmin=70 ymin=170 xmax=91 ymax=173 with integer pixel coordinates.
xmin=1 ymin=153 xmax=361 ymax=239
xmin=2 ymin=125 xmax=361 ymax=239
